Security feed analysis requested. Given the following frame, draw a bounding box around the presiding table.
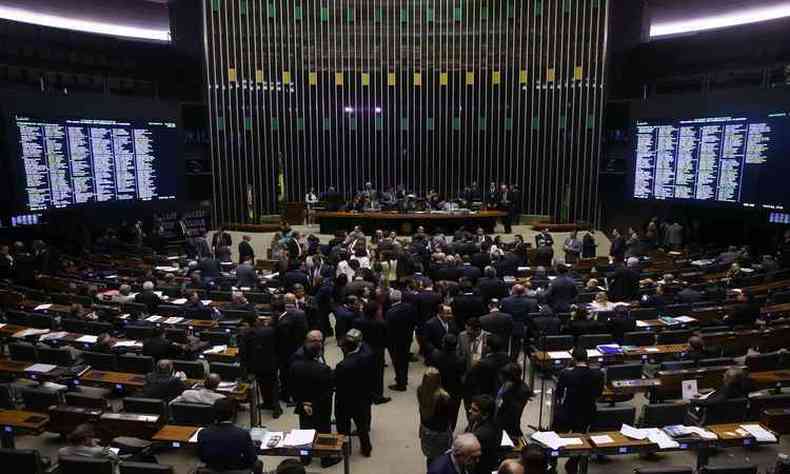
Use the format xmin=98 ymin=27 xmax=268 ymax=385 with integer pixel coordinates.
xmin=316 ymin=210 xmax=507 ymax=234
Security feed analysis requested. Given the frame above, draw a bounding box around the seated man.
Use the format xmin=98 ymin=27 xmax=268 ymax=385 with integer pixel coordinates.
xmin=142 ymin=360 xmax=186 ymax=401
xmin=171 ymin=373 xmax=226 ymax=405
xmin=59 ymin=424 xmax=120 ymax=462
xmin=198 ymin=398 xmax=263 ymax=473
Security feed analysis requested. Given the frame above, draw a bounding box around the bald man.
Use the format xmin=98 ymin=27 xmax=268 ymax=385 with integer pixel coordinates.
xmin=172 ymin=373 xmax=226 ymax=405
xmin=498 ymin=460 xmax=525 ymax=474
xmin=428 ymin=433 xmax=482 ymax=474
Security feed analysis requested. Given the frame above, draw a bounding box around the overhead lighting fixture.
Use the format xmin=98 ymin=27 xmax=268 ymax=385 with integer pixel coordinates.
xmin=0 ymin=5 xmax=171 ymax=42
xmin=650 ymin=3 xmax=790 ymax=38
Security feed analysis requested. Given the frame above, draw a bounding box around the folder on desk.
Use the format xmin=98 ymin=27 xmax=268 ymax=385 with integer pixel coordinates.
xmin=25 ymin=363 xmax=58 ymax=373
xmin=283 ymin=429 xmax=316 ymax=447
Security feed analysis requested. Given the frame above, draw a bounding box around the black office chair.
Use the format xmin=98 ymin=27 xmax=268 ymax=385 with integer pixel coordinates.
xmin=122 ymin=302 xmax=149 ymax=318
xmin=21 ymin=388 xmax=62 ymax=413
xmin=185 ymin=307 xmax=214 ymax=321
xmin=207 ymin=290 xmax=233 ymax=301
xmin=770 ymin=290 xmax=790 ymax=305
xmin=81 ymin=351 xmax=117 ymax=371
xmin=118 ymin=354 xmax=155 ymax=375
xmin=28 ymin=313 xmax=55 ymax=330
xmin=156 ymin=305 xmax=183 ymax=318
xmin=0 ymin=384 xmax=15 ymax=409
xmin=245 ymin=292 xmax=270 ymax=304
xmin=664 ymin=304 xmax=692 ymax=317
xmin=590 ymin=406 xmax=636 ymax=432
xmin=209 ymin=362 xmax=243 ymax=381
xmin=697 ymin=357 xmax=735 ymax=368
xmin=123 ymin=397 xmax=168 ymax=419
xmin=65 ymin=392 xmax=109 ymax=410
xmin=606 ymin=364 xmax=643 ymax=384
xmin=173 ymin=360 xmax=206 ymax=379
xmin=537 ymin=335 xmax=574 ymax=352
xmin=635 ymin=467 xmax=693 ymax=474
xmin=164 ymin=328 xmax=189 ymax=344
xmin=747 ymin=392 xmax=790 ymax=419
xmin=58 ymin=455 xmax=114 ymax=474
xmin=202 ymin=331 xmax=232 ymax=346
xmin=37 ymin=347 xmax=75 ymax=366
xmin=119 ymin=461 xmax=175 ymax=474
xmin=699 ymin=465 xmax=757 ymax=474
xmin=640 ymin=403 xmax=688 ymax=428
xmin=170 ymin=402 xmax=216 ymax=426
xmin=623 ymin=331 xmax=655 ymax=346
xmin=657 ymin=329 xmax=693 ymax=345
xmin=687 ymin=398 xmax=748 ymax=425
xmin=577 ymin=333 xmax=613 ymax=350
xmin=80 ymin=321 xmax=114 ymax=336
xmin=660 ymin=360 xmax=696 ymax=371
xmin=5 ymin=310 xmax=30 ymax=326
xmin=629 ymin=307 xmax=659 ymax=320
xmin=123 ymin=325 xmax=158 ymax=341
xmin=61 ymin=319 xmax=87 ymax=334
xmin=8 ymin=342 xmax=38 ymax=362
xmin=50 ymin=293 xmax=73 ymax=305
xmin=0 ymin=448 xmax=50 ymax=474
xmin=745 ymin=352 xmax=782 ymax=372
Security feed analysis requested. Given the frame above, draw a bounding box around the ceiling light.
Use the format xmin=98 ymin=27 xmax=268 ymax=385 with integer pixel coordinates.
xmin=0 ymin=5 xmax=171 ymax=42
xmin=650 ymin=3 xmax=790 ymax=38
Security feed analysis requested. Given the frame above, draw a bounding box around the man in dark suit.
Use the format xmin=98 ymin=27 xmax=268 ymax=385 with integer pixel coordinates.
xmin=238 ymin=234 xmax=255 ymax=264
xmin=544 ymin=265 xmax=578 ymax=312
xmin=197 ymin=256 xmax=222 ymax=282
xmin=608 ymin=257 xmax=641 ymax=302
xmin=423 ymin=304 xmax=459 ymax=360
xmin=677 ymin=285 xmax=704 ymax=304
xmin=134 ymin=281 xmax=162 ymax=314
xmin=452 ymin=279 xmax=486 ymax=329
xmin=384 ymin=289 xmax=417 ymax=391
xmin=142 ymin=359 xmax=185 ymax=401
xmin=429 ymin=333 xmax=466 ymax=431
xmin=465 ymin=395 xmax=503 ymax=474
xmin=428 ymin=433 xmax=481 ymax=474
xmin=501 ymin=284 xmax=539 ymax=360
xmin=335 ymin=329 xmax=374 ymax=457
xmin=240 ymin=317 xmax=282 ymax=418
xmin=236 ymin=257 xmax=259 ymax=288
xmin=458 ymin=257 xmax=483 ymax=284
xmin=276 ymin=294 xmax=309 ymax=403
xmin=535 ymin=229 xmax=554 ymax=248
xmin=353 ymin=302 xmax=390 ymax=405
xmin=211 ymin=228 xmax=232 ymax=255
xmin=197 ymin=398 xmax=262 ymax=473
xmin=143 ymin=327 xmax=184 ymax=361
xmin=464 ymin=335 xmax=510 ymax=401
xmin=290 ymin=331 xmax=339 ymax=468
xmin=479 ymin=299 xmax=514 ymax=347
xmin=414 ymin=282 xmax=443 ymax=355
xmin=283 ymin=266 xmax=311 ymax=291
xmin=286 ymin=231 xmax=303 ymax=262
xmin=477 ymin=267 xmax=509 ymax=304
xmin=334 ymin=296 xmax=361 ymax=346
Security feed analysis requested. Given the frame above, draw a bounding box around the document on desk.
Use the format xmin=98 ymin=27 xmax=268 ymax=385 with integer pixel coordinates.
xmin=685 ymin=426 xmax=718 ymax=440
xmin=674 ymin=316 xmax=696 ymax=323
xmin=146 ymin=316 xmax=163 ymax=322
xmin=501 ymin=431 xmax=515 ymax=447
xmin=261 ymin=431 xmax=284 ymax=448
xmin=283 ymin=429 xmax=316 ymax=447
xmin=644 ymin=428 xmax=679 ymax=449
xmin=25 ymin=363 xmax=58 ymax=373
xmin=164 ymin=317 xmax=184 ymax=325
xmin=189 ymin=427 xmax=204 ymax=443
xmin=547 ymin=351 xmax=572 ymax=359
xmin=590 ymin=435 xmax=614 ymax=445
xmin=531 ymin=431 xmax=579 ymax=450
xmin=740 ymin=424 xmax=777 ymax=443
xmin=620 ymin=424 xmax=648 ymax=440
xmin=13 ymin=328 xmax=50 ymax=338
xmin=636 ymin=320 xmax=649 ymax=328
xmin=0 ymin=323 xmax=5 ymax=329
xmin=201 ymin=300 xmax=213 ymax=306
xmin=203 ymin=345 xmax=228 ymax=354
xmin=34 ymin=304 xmax=53 ymax=311
xmin=171 ymin=298 xmax=188 ymax=305
xmin=76 ymin=335 xmax=98 ymax=343
xmin=41 ymin=331 xmax=69 ymax=341
xmin=587 ymin=349 xmax=603 ymax=358
xmin=113 ymin=340 xmax=143 ymax=348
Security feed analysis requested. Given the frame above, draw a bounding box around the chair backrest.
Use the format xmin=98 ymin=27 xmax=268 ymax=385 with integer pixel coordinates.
xmin=605 ymin=364 xmax=643 ymax=383
xmin=657 ymin=329 xmax=693 ymax=345
xmin=58 ymin=455 xmax=114 ymax=474
xmin=641 ymin=403 xmax=688 ymax=427
xmin=209 ymin=362 xmax=243 ymax=382
xmin=27 ymin=313 xmax=54 ymax=329
xmin=745 ymin=352 xmax=782 ymax=372
xmin=539 ymin=335 xmax=574 ymax=352
xmin=119 ymin=461 xmax=175 ymax=474
xmin=170 ymin=402 xmax=216 ymax=426
xmin=118 ymin=354 xmax=155 ymax=374
xmin=64 ymin=392 xmax=109 ymax=410
xmin=220 ymin=309 xmax=255 ymax=321
xmin=245 ymin=292 xmax=270 ymax=304
xmin=164 ymin=328 xmax=188 ymax=344
xmin=37 ymin=347 xmax=74 ymax=366
xmin=591 ymin=406 xmax=636 ymax=431
xmin=185 ymin=307 xmax=214 ymax=321
xmin=635 ymin=467 xmax=693 ymax=474
xmin=577 ymin=333 xmax=613 ymax=350
xmin=660 ymin=360 xmax=696 ymax=371
xmin=629 ymin=307 xmax=659 ymax=320
xmin=123 ymin=397 xmax=168 ymax=419
xmin=0 ymin=448 xmax=44 ymax=473
xmin=122 ymin=302 xmax=149 ymax=317
xmin=80 ymin=321 xmax=114 ymax=336
xmin=697 ymin=358 xmax=735 ymax=368
xmin=0 ymin=384 xmax=15 ymax=409
xmin=699 ymin=398 xmax=749 ymax=424
xmin=61 ymin=319 xmax=88 ymax=334
xmin=123 ymin=325 xmax=158 ymax=340
xmin=699 ymin=465 xmax=757 ymax=474
xmin=623 ymin=331 xmax=656 ymax=346
xmin=8 ymin=342 xmax=38 ymax=362
xmin=21 ymin=388 xmax=61 ymax=412
xmin=5 ymin=310 xmax=30 ymax=326
xmin=81 ymin=351 xmax=117 ymax=371
xmin=172 ymin=360 xmax=206 ymax=379
xmin=203 ymin=331 xmax=232 ymax=346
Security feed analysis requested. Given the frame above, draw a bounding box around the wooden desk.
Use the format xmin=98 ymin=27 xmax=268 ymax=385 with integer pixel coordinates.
xmin=706 ymin=423 xmax=778 ymax=448
xmin=48 ymin=406 xmax=102 ymax=436
xmin=317 ymin=210 xmax=507 ymax=234
xmin=204 ymin=347 xmax=239 ymax=362
xmin=587 ymin=431 xmax=655 ymax=455
xmin=99 ymin=412 xmax=163 ymax=441
xmin=0 ymin=409 xmax=49 ymax=448
xmin=607 ymin=378 xmax=662 ymax=396
xmin=749 ymin=370 xmax=790 ymax=389
xmin=0 ymin=324 xmax=32 ymax=337
xmin=151 ymin=424 xmax=197 ymax=444
xmin=761 ymin=302 xmax=790 ymax=316
xmin=0 ymin=359 xmax=69 ymax=381
xmin=623 ymin=344 xmax=689 ymax=362
xmin=761 ymin=408 xmax=790 ymax=435
xmin=80 ymin=370 xmax=147 ymax=389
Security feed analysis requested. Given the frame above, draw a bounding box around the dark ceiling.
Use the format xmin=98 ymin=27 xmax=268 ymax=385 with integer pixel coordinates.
xmin=0 ymin=0 xmax=170 ymax=31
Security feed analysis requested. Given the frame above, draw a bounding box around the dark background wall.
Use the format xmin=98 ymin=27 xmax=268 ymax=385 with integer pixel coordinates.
xmin=204 ymin=0 xmax=609 ymax=224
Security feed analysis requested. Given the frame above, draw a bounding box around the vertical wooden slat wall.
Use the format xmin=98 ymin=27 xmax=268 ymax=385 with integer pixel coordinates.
xmin=203 ymin=0 xmax=609 ymax=225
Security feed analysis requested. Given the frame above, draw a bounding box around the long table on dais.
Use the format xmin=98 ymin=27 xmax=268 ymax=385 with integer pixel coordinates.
xmin=317 ymin=210 xmax=507 ymax=234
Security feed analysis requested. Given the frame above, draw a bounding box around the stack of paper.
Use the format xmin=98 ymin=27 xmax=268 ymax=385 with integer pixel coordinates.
xmin=620 ymin=424 xmax=648 ymax=440
xmin=531 ymin=432 xmax=582 ymax=450
xmin=171 ymin=298 xmax=188 ymax=305
xmin=636 ymin=320 xmax=650 ymax=328
xmin=76 ymin=335 xmax=98 ymax=343
xmin=203 ymin=345 xmax=228 ymax=354
xmin=189 ymin=427 xmax=204 ymax=443
xmin=13 ymin=328 xmax=50 ymax=338
xmin=261 ymin=431 xmax=284 ymax=448
xmin=644 ymin=428 xmax=680 ymax=449
xmin=155 ymin=266 xmax=180 ymax=272
xmin=674 ymin=316 xmax=696 ymax=323
xmin=590 ymin=435 xmax=614 ymax=445
xmin=25 ymin=363 xmax=58 ymax=373
xmin=34 ymin=304 xmax=53 ymax=311
xmin=740 ymin=424 xmax=777 ymax=443
xmin=587 ymin=349 xmax=603 ymax=358
xmin=663 ymin=425 xmax=718 ymax=440
xmin=163 ymin=317 xmax=184 ymax=325
xmin=113 ymin=340 xmax=143 ymax=348
xmin=547 ymin=351 xmax=572 ymax=359
xmin=597 ymin=344 xmax=623 ymax=355
xmin=282 ymin=429 xmax=316 ymax=447
xmin=40 ymin=331 xmax=69 ymax=341
xmin=217 ymin=381 xmax=238 ymax=392
xmin=146 ymin=316 xmax=163 ymax=322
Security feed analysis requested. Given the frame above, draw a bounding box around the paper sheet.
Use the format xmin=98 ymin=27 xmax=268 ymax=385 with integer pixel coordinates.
xmin=547 ymin=351 xmax=572 ymax=359
xmin=282 ymin=429 xmax=316 ymax=447
xmin=0 ymin=323 xmax=5 ymax=329
xmin=501 ymin=431 xmax=515 ymax=447
xmin=164 ymin=317 xmax=184 ymax=325
xmin=201 ymin=300 xmax=213 ymax=306
xmin=531 ymin=432 xmax=566 ymax=450
xmin=189 ymin=427 xmax=204 ymax=443
xmin=644 ymin=428 xmax=679 ymax=449
xmin=587 ymin=349 xmax=603 ymax=358
xmin=261 ymin=431 xmax=284 ymax=448
xmin=620 ymin=424 xmax=648 ymax=440
xmin=636 ymin=320 xmax=649 ymax=327
xmin=590 ymin=435 xmax=614 ymax=445
xmin=34 ymin=304 xmax=52 ymax=310
xmin=76 ymin=335 xmax=98 ymax=343
xmin=113 ymin=340 xmax=143 ymax=348
xmin=740 ymin=424 xmax=777 ymax=443
xmin=146 ymin=316 xmax=163 ymax=322
xmin=25 ymin=363 xmax=58 ymax=373
xmin=203 ymin=345 xmax=228 ymax=354
xmin=171 ymin=298 xmax=187 ymax=305
xmin=674 ymin=316 xmax=696 ymax=323
xmin=645 ymin=347 xmax=660 ymax=352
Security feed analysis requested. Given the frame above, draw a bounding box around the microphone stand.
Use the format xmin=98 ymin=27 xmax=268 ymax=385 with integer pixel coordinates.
xmin=527 ymin=328 xmax=550 ymax=432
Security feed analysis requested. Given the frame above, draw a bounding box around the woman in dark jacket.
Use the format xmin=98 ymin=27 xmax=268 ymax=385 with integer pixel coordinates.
xmin=494 ymin=363 xmax=533 ymax=438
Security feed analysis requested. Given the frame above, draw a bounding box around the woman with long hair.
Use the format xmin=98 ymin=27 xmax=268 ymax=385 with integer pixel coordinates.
xmin=417 ymin=367 xmax=454 ymax=468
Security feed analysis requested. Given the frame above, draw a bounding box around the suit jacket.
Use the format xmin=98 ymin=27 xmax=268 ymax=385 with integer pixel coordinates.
xmin=423 ymin=317 xmax=458 ymax=356
xmin=211 ymin=232 xmax=232 ymax=252
xmin=457 ymin=264 xmax=482 ymax=283
xmin=235 ymin=263 xmax=258 ymax=288
xmin=352 ymin=316 xmax=387 ymax=350
xmin=238 ymin=240 xmax=255 ymax=263
xmin=333 ymin=305 xmax=358 ymax=341
xmin=451 ymin=292 xmax=486 ymax=328
xmin=197 ymin=257 xmax=222 ymax=279
xmin=466 ymin=416 xmax=503 ymax=474
xmin=479 ymin=311 xmax=514 ymax=341
xmin=457 ymin=330 xmax=488 ymax=371
xmin=197 ymin=422 xmax=258 ymax=472
xmin=464 ymin=351 xmax=510 ymax=399
xmin=430 ymin=348 xmax=466 ymax=399
xmin=545 ymin=276 xmax=578 ymax=312
xmin=283 ymin=269 xmax=311 ymax=290
xmin=142 ymin=373 xmax=185 ymax=401
xmin=134 ymin=290 xmax=162 ymax=313
xmin=415 ymin=290 xmax=443 ymax=325
xmin=427 ymin=452 xmax=460 ymax=474
xmin=555 ymin=365 xmax=605 ymax=431
xmin=431 ymin=264 xmax=460 ymax=283
xmin=240 ymin=326 xmax=278 ymax=375
xmin=385 ymin=302 xmax=418 ymax=347
xmin=276 ymin=310 xmax=309 ymax=362
xmin=335 ymin=348 xmax=375 ymax=407
xmin=143 ymin=336 xmax=178 ymax=361
xmin=496 ymin=383 xmax=532 ymax=437
xmin=477 ymin=277 xmax=508 ymax=304
xmin=501 ymin=295 xmax=539 ymax=337
xmin=608 ymin=267 xmax=640 ymax=302
xmin=470 ymin=253 xmax=491 ymax=271
xmin=290 ymin=353 xmax=334 ymax=415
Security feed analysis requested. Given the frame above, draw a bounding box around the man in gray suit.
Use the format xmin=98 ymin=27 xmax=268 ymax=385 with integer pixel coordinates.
xmin=456 ymin=317 xmax=489 ymax=371
xmin=236 ymin=257 xmax=259 ymax=288
xmin=171 ymin=373 xmax=226 ymax=405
